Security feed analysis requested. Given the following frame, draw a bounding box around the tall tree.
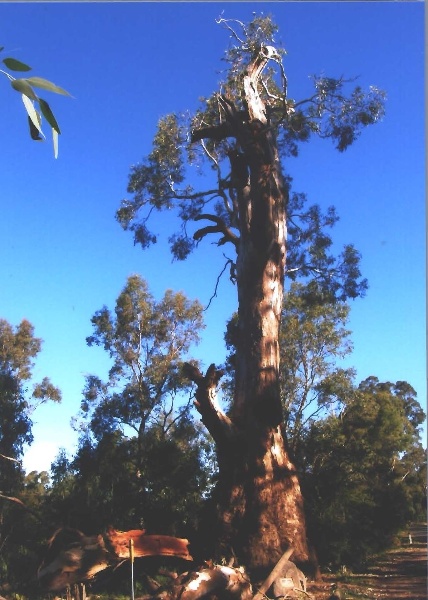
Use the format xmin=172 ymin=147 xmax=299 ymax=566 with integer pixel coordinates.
xmin=81 ymin=275 xmax=204 ymax=450
xmin=0 ymin=319 xmax=61 ymax=488
xmin=116 ymin=15 xmax=385 ymax=571
xmin=74 ymin=276 xmax=208 ymax=533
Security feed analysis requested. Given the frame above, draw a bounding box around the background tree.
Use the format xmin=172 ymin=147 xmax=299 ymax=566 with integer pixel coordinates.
xmin=0 ymin=318 xmax=61 ymax=588
xmin=301 ymin=377 xmax=426 ymax=568
xmin=66 ymin=275 xmax=210 ymax=535
xmin=280 ymin=282 xmax=355 ymax=455
xmin=224 ymin=281 xmax=355 ymax=456
xmin=116 ymin=15 xmax=385 ymax=571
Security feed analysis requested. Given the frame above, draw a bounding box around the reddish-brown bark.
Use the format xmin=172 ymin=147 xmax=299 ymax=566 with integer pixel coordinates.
xmin=37 ymin=527 xmax=192 ymax=591
xmin=186 ymin=44 xmax=310 ymax=574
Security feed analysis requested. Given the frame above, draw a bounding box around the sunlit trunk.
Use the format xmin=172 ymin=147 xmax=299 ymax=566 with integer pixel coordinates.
xmin=186 ymin=45 xmax=310 ymax=574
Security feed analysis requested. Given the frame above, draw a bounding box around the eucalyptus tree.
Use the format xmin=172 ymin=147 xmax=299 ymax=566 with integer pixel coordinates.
xmin=116 ymin=15 xmax=385 ymax=570
xmin=0 ymin=318 xmax=61 ymax=586
xmin=77 ymin=275 xmax=207 ymax=534
xmin=81 ymin=275 xmax=204 ymax=451
xmin=0 ymin=318 xmax=61 ymax=489
xmin=280 ymin=282 xmax=355 ymax=455
xmin=301 ymin=377 xmax=426 ymax=567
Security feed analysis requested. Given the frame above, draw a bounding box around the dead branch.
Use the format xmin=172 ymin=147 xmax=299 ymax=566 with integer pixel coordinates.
xmin=38 ymin=527 xmax=193 ymax=592
xmin=0 ymin=453 xmax=21 ymax=463
xmin=0 ymin=492 xmax=42 ymax=522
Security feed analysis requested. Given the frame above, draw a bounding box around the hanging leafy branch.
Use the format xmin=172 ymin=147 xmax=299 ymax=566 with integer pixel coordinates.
xmin=0 ymin=46 xmax=71 ymax=158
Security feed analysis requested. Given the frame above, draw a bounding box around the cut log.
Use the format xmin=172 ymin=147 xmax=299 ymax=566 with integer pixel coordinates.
xmin=105 ymin=527 xmax=192 ymax=561
xmin=38 ymin=527 xmax=193 ymax=592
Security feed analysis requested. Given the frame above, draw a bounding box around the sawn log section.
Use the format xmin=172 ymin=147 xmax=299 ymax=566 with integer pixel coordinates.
xmin=106 ymin=528 xmax=192 ymax=560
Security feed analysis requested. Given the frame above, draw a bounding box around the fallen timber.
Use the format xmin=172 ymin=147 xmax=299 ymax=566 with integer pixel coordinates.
xmin=39 ymin=531 xmax=308 ymax=600
xmin=37 ymin=527 xmax=192 ymax=592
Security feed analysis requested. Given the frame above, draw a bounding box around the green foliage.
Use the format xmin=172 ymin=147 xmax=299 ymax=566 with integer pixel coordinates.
xmin=286 ymin=187 xmax=368 ymax=300
xmin=47 ymin=276 xmax=212 ymax=537
xmin=82 ymin=275 xmax=204 ymax=442
xmin=0 ymin=319 xmax=61 ymax=469
xmin=116 ymin=14 xmax=381 ymax=301
xmin=280 ymin=282 xmax=355 ymax=452
xmin=0 ymin=45 xmax=71 ymax=157
xmin=0 ymin=319 xmax=61 ymax=592
xmin=301 ymin=377 xmax=426 ymax=568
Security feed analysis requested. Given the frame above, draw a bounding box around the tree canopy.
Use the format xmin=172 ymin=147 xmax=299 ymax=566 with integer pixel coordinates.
xmin=116 ymin=15 xmax=385 ymax=301
xmin=301 ymin=376 xmax=426 ymax=567
xmin=80 ymin=275 xmax=204 ymax=445
xmin=62 ymin=276 xmax=211 ymax=535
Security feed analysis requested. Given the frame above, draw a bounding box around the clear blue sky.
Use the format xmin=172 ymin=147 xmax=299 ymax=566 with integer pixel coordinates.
xmin=0 ymin=2 xmax=425 ymax=472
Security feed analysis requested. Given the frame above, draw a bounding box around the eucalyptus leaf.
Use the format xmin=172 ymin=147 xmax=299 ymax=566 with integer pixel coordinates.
xmin=52 ymin=128 xmax=59 ymax=159
xmin=39 ymin=98 xmax=61 ymax=134
xmin=11 ymin=78 xmax=38 ymax=101
xmin=28 ymin=116 xmax=43 ymax=141
xmin=21 ymin=94 xmax=44 ymax=138
xmin=3 ymin=57 xmax=32 ymax=71
xmin=26 ymin=76 xmax=71 ymax=96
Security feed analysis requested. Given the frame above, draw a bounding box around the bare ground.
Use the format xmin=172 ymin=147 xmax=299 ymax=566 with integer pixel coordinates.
xmin=306 ymin=523 xmax=427 ymax=600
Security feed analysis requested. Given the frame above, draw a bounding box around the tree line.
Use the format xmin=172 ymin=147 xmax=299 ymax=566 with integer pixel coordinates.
xmin=0 ymin=279 xmax=425 ymax=593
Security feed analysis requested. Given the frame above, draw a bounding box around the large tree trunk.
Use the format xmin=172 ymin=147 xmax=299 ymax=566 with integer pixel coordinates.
xmin=186 ymin=46 xmax=309 ymax=574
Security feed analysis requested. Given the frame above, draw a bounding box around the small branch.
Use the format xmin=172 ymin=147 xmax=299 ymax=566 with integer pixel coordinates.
xmin=205 ymin=256 xmax=236 ymax=311
xmin=215 ymin=16 xmax=247 ymax=46
xmin=0 ymin=492 xmax=42 ymax=522
xmin=0 ymin=453 xmax=21 ymax=463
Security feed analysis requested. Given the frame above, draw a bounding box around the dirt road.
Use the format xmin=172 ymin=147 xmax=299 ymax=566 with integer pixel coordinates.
xmin=307 ymin=523 xmax=427 ymax=599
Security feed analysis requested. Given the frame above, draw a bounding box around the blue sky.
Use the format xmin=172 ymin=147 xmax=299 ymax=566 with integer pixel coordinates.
xmin=0 ymin=2 xmax=425 ymax=472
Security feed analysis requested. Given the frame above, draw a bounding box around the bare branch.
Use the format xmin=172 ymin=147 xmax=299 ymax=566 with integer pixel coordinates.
xmin=205 ymin=256 xmax=236 ymax=311
xmin=215 ymin=16 xmax=247 ymax=45
xmin=0 ymin=492 xmax=42 ymax=522
xmin=182 ymin=363 xmax=236 ymax=446
xmin=0 ymin=453 xmax=21 ymax=463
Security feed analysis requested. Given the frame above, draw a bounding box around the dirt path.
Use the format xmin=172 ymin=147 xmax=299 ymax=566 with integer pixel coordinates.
xmin=307 ymin=523 xmax=427 ymax=599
